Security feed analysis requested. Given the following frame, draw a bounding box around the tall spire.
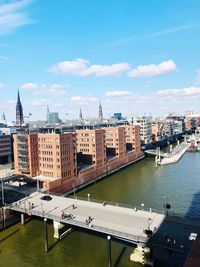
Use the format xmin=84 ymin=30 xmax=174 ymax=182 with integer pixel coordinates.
xmin=1 ymin=112 xmax=6 ymax=122
xmin=79 ymin=107 xmax=83 ymax=119
xmin=98 ymin=101 xmax=103 ymax=121
xmin=46 ymin=105 xmax=50 ymax=122
xmin=16 ymin=90 xmax=24 ymax=126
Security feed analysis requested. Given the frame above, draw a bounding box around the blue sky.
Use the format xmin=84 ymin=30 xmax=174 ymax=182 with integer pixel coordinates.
xmin=0 ymin=0 xmax=200 ymax=122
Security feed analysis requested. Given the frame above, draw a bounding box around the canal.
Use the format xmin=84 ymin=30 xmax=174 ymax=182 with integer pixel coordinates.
xmin=1 ymin=152 xmax=200 ymax=267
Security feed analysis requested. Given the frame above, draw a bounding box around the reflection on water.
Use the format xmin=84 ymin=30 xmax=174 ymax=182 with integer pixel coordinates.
xmin=0 ymin=153 xmax=200 ymax=267
xmin=78 ymin=153 xmax=200 ymax=217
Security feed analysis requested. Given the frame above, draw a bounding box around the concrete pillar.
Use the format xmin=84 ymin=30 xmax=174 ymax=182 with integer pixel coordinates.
xmin=21 ymin=213 xmax=25 ymax=225
xmin=107 ymin=235 xmax=112 ymax=267
xmin=53 ymin=221 xmax=65 ymax=239
xmin=130 ymin=245 xmax=154 ymax=266
xmin=44 ymin=218 xmax=48 ymax=252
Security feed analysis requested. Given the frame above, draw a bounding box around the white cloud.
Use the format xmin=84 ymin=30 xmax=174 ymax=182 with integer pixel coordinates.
xmin=128 ymin=60 xmax=177 ymax=78
xmin=70 ymin=95 xmax=97 ymax=103
xmin=82 ymin=63 xmax=130 ymax=77
xmin=0 ymin=0 xmax=34 ymax=35
xmin=106 ymin=90 xmax=132 ymax=97
xmin=29 ymin=98 xmax=49 ymax=107
xmin=21 ymin=82 xmax=39 ymax=90
xmin=48 ymin=58 xmax=130 ymax=77
xmin=44 ymin=84 xmax=67 ymax=96
xmin=21 ymin=83 xmax=68 ymax=96
xmin=156 ymin=87 xmax=200 ymax=98
xmin=49 ymin=58 xmax=89 ymax=75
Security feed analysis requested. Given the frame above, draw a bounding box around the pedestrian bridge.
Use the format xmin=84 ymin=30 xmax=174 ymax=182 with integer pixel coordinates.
xmin=8 ymin=192 xmax=200 ymax=254
xmin=145 ymin=149 xmax=166 ymax=157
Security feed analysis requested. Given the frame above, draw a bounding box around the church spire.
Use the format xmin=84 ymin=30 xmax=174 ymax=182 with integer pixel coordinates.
xmin=98 ymin=101 xmax=103 ymax=121
xmin=16 ymin=90 xmax=24 ymax=126
xmin=79 ymin=107 xmax=83 ymax=120
xmin=2 ymin=112 xmax=6 ymax=122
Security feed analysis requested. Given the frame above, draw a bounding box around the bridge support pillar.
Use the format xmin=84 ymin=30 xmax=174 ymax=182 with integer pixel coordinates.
xmin=130 ymin=245 xmax=153 ymax=266
xmin=53 ymin=221 xmax=65 ymax=239
xmin=107 ymin=235 xmax=112 ymax=267
xmin=44 ymin=218 xmax=48 ymax=252
xmin=21 ymin=213 xmax=25 ymax=225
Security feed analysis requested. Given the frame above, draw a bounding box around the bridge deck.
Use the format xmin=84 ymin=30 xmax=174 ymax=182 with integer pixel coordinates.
xmin=8 ymin=192 xmax=200 ymax=253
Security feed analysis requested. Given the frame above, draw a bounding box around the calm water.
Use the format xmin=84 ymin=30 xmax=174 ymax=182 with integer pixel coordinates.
xmin=1 ymin=152 xmax=200 ymax=267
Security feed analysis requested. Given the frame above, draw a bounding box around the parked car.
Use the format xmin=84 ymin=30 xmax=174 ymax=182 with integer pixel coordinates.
xmin=40 ymin=195 xmax=52 ymax=201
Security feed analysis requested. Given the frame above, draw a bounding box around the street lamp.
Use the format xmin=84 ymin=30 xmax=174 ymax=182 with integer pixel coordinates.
xmin=87 ymin=193 xmax=90 ymax=201
xmin=141 ymin=203 xmax=144 ymax=210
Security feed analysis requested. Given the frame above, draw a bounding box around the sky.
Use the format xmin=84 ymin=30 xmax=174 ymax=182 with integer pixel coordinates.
xmin=0 ymin=0 xmax=200 ymax=122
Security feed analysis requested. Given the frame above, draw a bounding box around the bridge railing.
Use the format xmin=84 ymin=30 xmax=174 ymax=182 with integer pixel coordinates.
xmin=8 ymin=192 xmax=188 ymax=221
xmin=8 ymin=204 xmax=185 ymax=253
xmin=41 ymin=191 xmax=188 ymax=219
xmin=68 ymin=195 xmax=185 ymax=217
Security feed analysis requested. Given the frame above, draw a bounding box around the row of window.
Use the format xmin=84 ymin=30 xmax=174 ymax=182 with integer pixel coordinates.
xmin=62 ymin=170 xmax=71 ymax=178
xmin=42 ymin=171 xmax=53 ymax=177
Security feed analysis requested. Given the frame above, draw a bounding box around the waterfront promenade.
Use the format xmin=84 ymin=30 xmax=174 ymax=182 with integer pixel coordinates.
xmin=160 ymin=143 xmax=189 ymax=165
xmin=8 ymin=192 xmax=200 ymax=253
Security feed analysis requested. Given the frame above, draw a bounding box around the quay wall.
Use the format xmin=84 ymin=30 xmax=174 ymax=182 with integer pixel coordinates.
xmin=49 ymin=151 xmax=144 ymax=194
xmin=160 ymin=143 xmax=189 ymax=165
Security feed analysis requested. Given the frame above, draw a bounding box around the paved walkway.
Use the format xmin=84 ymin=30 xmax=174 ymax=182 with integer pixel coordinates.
xmin=8 ymin=192 xmax=200 ymax=253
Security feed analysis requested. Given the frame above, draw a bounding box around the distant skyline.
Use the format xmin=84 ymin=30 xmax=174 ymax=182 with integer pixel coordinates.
xmin=1 ymin=0 xmax=200 ymax=122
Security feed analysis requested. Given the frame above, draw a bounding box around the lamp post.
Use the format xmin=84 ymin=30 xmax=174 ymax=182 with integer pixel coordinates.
xmin=141 ymin=203 xmax=144 ymax=210
xmin=87 ymin=193 xmax=90 ymax=201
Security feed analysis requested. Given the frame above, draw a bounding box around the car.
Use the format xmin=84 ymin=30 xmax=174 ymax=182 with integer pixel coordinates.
xmin=40 ymin=195 xmax=52 ymax=201
xmin=189 ymin=233 xmax=197 ymax=241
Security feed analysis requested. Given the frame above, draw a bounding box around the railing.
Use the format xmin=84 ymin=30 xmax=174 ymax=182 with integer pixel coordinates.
xmin=41 ymin=190 xmax=189 ymax=219
xmin=7 ymin=203 xmax=185 ymax=253
xmin=69 ymin=195 xmax=165 ymax=214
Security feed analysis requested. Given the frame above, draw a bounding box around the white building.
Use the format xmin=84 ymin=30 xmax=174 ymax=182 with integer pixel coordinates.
xmin=128 ymin=116 xmax=152 ymax=144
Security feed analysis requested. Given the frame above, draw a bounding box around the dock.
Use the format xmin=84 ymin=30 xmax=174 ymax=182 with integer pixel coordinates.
xmin=159 ymin=142 xmax=189 ymax=165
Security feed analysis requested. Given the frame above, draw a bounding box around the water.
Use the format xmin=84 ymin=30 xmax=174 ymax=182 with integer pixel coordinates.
xmin=1 ymin=152 xmax=200 ymax=267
